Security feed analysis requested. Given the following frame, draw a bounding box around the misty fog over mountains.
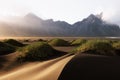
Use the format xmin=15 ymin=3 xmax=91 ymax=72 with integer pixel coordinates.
xmin=0 ymin=13 xmax=120 ymax=37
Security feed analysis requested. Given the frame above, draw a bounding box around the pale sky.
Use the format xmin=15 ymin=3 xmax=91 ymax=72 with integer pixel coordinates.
xmin=0 ymin=0 xmax=120 ymax=24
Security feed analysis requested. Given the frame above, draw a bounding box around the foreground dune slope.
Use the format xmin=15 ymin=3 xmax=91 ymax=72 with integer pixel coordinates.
xmin=58 ymin=54 xmax=120 ymax=80
xmin=0 ymin=54 xmax=74 ymax=80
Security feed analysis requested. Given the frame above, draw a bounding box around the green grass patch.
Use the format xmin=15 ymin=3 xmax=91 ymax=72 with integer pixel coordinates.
xmin=0 ymin=42 xmax=16 ymax=55
xmin=48 ymin=38 xmax=70 ymax=46
xmin=17 ymin=42 xmax=62 ymax=62
xmin=71 ymin=39 xmax=87 ymax=46
xmin=4 ymin=39 xmax=24 ymax=47
xmin=113 ymin=42 xmax=120 ymax=50
xmin=112 ymin=42 xmax=120 ymax=56
xmin=72 ymin=40 xmax=116 ymax=56
xmin=36 ymin=39 xmax=47 ymax=42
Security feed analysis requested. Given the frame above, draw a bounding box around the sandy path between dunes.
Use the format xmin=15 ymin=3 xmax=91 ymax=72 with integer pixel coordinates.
xmin=0 ymin=54 xmax=74 ymax=80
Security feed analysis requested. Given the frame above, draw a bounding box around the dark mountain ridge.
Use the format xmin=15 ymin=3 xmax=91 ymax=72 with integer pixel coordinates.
xmin=0 ymin=13 xmax=120 ymax=37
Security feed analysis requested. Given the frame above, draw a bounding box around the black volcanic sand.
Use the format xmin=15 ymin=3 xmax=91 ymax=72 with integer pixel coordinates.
xmin=58 ymin=54 xmax=120 ymax=80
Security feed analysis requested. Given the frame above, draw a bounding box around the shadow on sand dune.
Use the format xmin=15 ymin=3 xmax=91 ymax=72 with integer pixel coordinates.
xmin=58 ymin=54 xmax=120 ymax=80
xmin=0 ymin=57 xmax=8 ymax=68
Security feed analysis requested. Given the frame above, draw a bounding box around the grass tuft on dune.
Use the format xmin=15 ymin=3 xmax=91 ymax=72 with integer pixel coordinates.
xmin=48 ymin=38 xmax=70 ymax=46
xmin=36 ymin=39 xmax=47 ymax=42
xmin=0 ymin=42 xmax=16 ymax=55
xmin=112 ymin=42 xmax=120 ymax=55
xmin=17 ymin=42 xmax=62 ymax=62
xmin=4 ymin=39 xmax=24 ymax=47
xmin=71 ymin=39 xmax=87 ymax=46
xmin=72 ymin=40 xmax=116 ymax=56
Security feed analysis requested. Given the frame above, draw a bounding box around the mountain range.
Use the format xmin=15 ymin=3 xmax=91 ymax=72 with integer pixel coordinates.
xmin=0 ymin=13 xmax=120 ymax=37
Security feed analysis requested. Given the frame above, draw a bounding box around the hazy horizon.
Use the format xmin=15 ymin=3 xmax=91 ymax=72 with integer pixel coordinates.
xmin=0 ymin=0 xmax=120 ymax=25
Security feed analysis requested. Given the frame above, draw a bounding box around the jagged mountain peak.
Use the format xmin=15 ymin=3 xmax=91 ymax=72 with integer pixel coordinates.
xmin=24 ymin=13 xmax=43 ymax=21
xmin=84 ymin=13 xmax=103 ymax=23
xmin=88 ymin=14 xmax=96 ymax=19
xmin=73 ymin=13 xmax=103 ymax=26
xmin=88 ymin=12 xmax=103 ymax=20
xmin=96 ymin=12 xmax=103 ymax=19
xmin=25 ymin=13 xmax=37 ymax=17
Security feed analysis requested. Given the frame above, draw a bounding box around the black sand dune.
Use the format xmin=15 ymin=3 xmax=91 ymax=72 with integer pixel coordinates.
xmin=58 ymin=54 xmax=120 ymax=80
